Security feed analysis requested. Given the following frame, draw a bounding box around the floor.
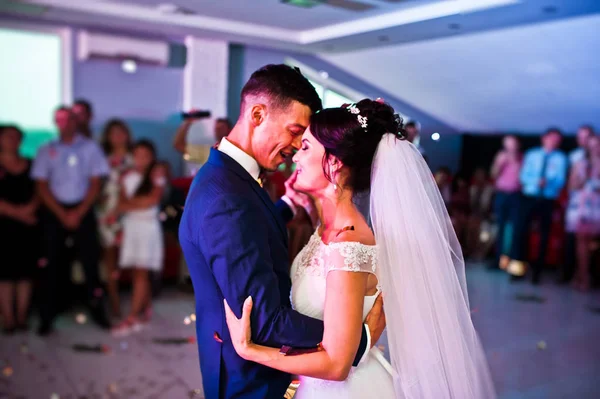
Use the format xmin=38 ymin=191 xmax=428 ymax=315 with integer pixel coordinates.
xmin=1 ymin=264 xmax=599 ymax=399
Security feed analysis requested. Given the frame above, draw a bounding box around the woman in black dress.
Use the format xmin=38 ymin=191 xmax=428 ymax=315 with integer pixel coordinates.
xmin=0 ymin=125 xmax=39 ymax=334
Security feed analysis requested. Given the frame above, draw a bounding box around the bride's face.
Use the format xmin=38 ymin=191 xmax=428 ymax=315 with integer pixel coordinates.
xmin=292 ymin=127 xmax=332 ymax=194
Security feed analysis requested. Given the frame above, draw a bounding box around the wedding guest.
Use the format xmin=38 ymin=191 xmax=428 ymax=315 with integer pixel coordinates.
xmin=404 ymin=120 xmax=426 ymax=159
xmin=508 ymin=128 xmax=568 ymax=284
xmin=0 ymin=125 xmax=39 ymax=334
xmin=465 ymin=168 xmax=494 ymax=258
xmin=569 ymin=125 xmax=594 ymax=165
xmin=97 ymin=119 xmax=133 ymax=317
xmin=565 ymin=135 xmax=600 ymax=291
xmin=31 ymin=106 xmax=111 ymax=336
xmin=559 ymin=125 xmax=595 ymax=283
xmin=434 ymin=167 xmax=452 ymax=207
xmin=450 ymin=175 xmax=470 ymax=249
xmin=173 ymin=114 xmax=232 ymax=157
xmin=111 ymin=140 xmax=166 ymax=336
xmin=490 ymin=135 xmax=522 ymax=269
xmin=72 ymin=98 xmax=94 ymax=138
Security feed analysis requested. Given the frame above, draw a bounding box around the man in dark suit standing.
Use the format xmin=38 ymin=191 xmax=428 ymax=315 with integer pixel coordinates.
xmin=179 ymin=65 xmax=385 ymax=399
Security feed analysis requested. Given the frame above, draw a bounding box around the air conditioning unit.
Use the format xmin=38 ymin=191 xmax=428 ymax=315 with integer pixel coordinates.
xmin=77 ymin=31 xmax=170 ymax=65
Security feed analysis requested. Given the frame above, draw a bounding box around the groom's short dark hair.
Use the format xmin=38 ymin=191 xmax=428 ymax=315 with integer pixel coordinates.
xmin=241 ymin=64 xmax=323 ymax=114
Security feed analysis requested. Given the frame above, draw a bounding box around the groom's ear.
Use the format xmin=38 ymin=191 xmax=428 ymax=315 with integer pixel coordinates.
xmin=249 ymin=103 xmax=267 ymax=127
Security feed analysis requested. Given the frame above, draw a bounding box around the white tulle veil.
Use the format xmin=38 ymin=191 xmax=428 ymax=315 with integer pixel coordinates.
xmin=369 ymin=134 xmax=496 ymax=399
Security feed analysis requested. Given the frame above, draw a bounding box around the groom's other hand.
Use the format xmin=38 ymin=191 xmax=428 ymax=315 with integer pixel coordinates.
xmin=365 ymin=295 xmax=386 ymax=346
xmin=284 ymin=171 xmax=309 ymax=207
xmin=283 ymin=171 xmax=318 ymax=226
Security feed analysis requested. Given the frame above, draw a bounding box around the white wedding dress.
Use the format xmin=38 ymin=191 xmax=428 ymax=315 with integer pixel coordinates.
xmin=290 ymin=230 xmax=395 ymax=399
xmin=287 ymin=136 xmax=495 ymax=399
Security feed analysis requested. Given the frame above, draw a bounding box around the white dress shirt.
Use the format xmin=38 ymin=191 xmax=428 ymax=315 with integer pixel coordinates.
xmin=218 ymin=137 xmax=298 ymax=215
xmin=218 ymin=137 xmax=261 ymax=181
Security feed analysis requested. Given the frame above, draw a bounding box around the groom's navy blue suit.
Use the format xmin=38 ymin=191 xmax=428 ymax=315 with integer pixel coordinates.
xmin=179 ymin=149 xmax=368 ymax=399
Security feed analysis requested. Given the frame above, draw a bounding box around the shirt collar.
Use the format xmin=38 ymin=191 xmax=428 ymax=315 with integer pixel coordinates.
xmin=58 ymin=134 xmax=85 ymax=147
xmin=218 ymin=137 xmax=261 ymax=180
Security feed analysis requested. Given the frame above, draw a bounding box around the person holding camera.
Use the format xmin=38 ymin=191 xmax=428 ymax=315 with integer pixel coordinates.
xmin=173 ymin=112 xmax=231 ymax=157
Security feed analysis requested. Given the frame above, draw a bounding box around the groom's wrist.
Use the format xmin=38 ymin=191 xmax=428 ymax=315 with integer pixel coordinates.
xmin=352 ymin=324 xmax=371 ymax=367
xmin=280 ymin=195 xmax=298 ymax=216
xmin=280 ymin=343 xmax=323 ymax=356
xmin=361 ymin=324 xmax=371 ymax=364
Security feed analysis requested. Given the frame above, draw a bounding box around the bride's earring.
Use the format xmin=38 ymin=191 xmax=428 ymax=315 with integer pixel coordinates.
xmin=333 ymin=183 xmax=338 ymax=191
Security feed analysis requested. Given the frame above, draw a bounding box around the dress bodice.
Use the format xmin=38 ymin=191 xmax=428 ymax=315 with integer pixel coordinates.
xmin=97 ymin=153 xmax=133 ymax=215
xmin=290 ymin=230 xmax=396 ymax=399
xmin=290 ymin=230 xmax=380 ymax=322
xmin=0 ymin=161 xmax=34 ymax=205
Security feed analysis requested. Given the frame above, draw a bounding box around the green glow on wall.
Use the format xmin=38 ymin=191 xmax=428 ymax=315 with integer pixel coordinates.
xmin=0 ymin=27 xmax=62 ymax=158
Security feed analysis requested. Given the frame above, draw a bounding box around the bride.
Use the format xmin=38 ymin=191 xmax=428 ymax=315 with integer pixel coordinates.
xmin=224 ymin=99 xmax=496 ymax=399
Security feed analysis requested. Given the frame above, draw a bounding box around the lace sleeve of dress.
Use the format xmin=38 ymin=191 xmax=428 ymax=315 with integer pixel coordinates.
xmin=322 ymin=242 xmax=377 ymax=276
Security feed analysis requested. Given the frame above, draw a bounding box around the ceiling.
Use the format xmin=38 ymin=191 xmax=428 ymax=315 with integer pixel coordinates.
xmin=4 ymin=0 xmax=599 ymax=133
xmin=6 ymin=0 xmax=599 ymax=52
xmin=323 ymin=13 xmax=600 ymax=133
xmin=121 ymin=0 xmax=447 ymax=31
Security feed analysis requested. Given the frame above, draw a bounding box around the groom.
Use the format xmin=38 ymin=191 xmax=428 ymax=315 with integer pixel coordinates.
xmin=179 ymin=64 xmax=385 ymax=399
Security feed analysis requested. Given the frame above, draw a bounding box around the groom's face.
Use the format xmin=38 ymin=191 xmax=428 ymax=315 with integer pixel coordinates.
xmin=253 ymin=100 xmax=311 ymax=171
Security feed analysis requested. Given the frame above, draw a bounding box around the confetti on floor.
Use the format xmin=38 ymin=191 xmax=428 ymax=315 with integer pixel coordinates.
xmin=537 ymin=341 xmax=547 ymax=350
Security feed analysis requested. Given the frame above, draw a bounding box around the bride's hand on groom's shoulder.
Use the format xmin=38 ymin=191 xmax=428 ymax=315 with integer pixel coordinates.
xmin=224 ymin=297 xmax=254 ymax=360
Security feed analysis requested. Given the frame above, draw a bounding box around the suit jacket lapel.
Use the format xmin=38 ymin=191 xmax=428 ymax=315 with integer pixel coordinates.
xmin=208 ymin=149 xmax=288 ymax=239
xmin=248 ymin=179 xmax=288 ymax=239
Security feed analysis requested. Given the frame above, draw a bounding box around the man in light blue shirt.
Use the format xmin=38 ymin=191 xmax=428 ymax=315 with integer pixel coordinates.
xmin=31 ymin=106 xmax=110 ymax=335
xmin=509 ymin=128 xmax=567 ymax=284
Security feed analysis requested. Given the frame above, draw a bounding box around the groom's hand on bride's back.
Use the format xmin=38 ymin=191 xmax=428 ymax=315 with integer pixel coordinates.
xmin=365 ymin=295 xmax=386 ymax=346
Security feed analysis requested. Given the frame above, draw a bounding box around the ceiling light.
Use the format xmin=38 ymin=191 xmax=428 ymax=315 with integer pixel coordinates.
xmin=301 ymin=0 xmax=520 ymax=43
xmin=319 ymin=70 xmax=329 ymax=79
xmin=431 ymin=132 xmax=440 ymax=141
xmin=281 ymin=0 xmax=321 ymax=8
xmin=121 ymin=59 xmax=137 ymax=73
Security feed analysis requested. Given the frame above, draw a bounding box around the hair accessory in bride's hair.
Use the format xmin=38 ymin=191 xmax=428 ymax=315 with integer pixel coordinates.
xmin=345 ymin=103 xmax=368 ymax=130
xmin=394 ymin=113 xmax=405 ymax=138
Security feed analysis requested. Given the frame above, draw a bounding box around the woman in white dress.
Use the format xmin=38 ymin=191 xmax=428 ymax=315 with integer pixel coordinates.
xmin=111 ymin=140 xmax=166 ymax=336
xmin=225 ymin=99 xmax=495 ymax=399
xmin=96 ymin=119 xmax=133 ymax=317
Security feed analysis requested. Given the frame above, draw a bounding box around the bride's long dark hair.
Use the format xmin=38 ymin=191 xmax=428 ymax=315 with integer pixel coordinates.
xmin=309 ymin=99 xmax=405 ymax=193
xmin=133 ymin=139 xmax=158 ymax=197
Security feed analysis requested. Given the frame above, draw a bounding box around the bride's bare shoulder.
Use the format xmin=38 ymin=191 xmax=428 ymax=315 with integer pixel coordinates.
xmin=329 ymin=224 xmax=376 ymax=247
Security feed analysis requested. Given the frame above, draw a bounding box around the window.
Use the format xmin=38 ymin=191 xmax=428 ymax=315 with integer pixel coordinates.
xmin=307 ymin=77 xmax=355 ymax=109
xmin=0 ymin=26 xmax=71 ymax=158
xmin=308 ymin=79 xmax=325 ymax=100
xmin=323 ymin=90 xmax=353 ymax=108
xmin=287 ymin=57 xmax=411 ymax=121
